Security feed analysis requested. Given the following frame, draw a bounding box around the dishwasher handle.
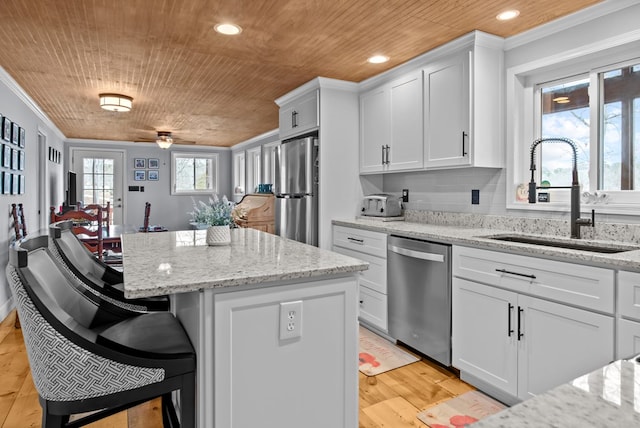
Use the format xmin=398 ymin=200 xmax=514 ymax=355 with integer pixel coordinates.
xmin=388 ymin=244 xmax=445 ymax=263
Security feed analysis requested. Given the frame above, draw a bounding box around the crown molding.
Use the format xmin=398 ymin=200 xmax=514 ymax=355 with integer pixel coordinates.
xmin=274 ymin=77 xmax=358 ymax=107
xmin=230 ymin=128 xmax=280 ymax=152
xmin=504 ymin=0 xmax=640 ymax=51
xmin=0 ymin=65 xmax=66 ymax=141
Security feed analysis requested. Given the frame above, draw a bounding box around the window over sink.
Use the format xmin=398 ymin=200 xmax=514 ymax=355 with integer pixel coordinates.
xmin=507 ymin=36 xmax=640 ymax=214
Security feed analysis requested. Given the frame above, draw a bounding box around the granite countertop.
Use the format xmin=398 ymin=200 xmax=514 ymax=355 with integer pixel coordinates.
xmin=472 ymin=357 xmax=640 ymax=427
xmin=121 ymin=227 xmax=368 ymax=299
xmin=333 ymin=218 xmax=640 ymax=271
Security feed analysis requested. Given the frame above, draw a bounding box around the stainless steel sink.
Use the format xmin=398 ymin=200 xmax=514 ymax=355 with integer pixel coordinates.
xmin=482 ymin=234 xmax=640 ymax=254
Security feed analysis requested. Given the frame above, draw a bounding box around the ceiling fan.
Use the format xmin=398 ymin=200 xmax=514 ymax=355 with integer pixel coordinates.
xmin=135 ymin=131 xmax=196 ymax=149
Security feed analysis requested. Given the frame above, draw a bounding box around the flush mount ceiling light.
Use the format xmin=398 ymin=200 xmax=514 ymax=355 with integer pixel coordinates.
xmin=99 ymin=93 xmax=133 ymax=112
xmin=214 ymin=23 xmax=242 ymax=35
xmin=368 ymin=55 xmax=389 ymax=64
xmin=496 ymin=10 xmax=520 ymax=21
xmin=156 ymin=131 xmax=174 ymax=149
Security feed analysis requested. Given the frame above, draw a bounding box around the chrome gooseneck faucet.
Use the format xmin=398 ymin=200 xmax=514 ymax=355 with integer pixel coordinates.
xmin=528 ymin=137 xmax=594 ymax=239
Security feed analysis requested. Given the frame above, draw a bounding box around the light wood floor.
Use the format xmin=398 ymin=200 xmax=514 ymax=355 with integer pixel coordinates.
xmin=1 ymin=310 xmax=473 ymax=427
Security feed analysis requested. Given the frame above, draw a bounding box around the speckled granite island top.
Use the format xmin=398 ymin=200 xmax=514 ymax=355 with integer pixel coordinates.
xmin=472 ymin=358 xmax=640 ymax=427
xmin=121 ymin=228 xmax=368 ymax=299
xmin=333 ymin=218 xmax=640 ymax=271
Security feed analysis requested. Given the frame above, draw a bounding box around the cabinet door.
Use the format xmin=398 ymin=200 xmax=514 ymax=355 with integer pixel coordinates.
xmin=359 ymin=86 xmax=389 ymax=173
xmin=423 ymin=51 xmax=470 ymax=168
xmin=617 ymin=319 xmax=640 ymax=360
xmin=452 ymin=278 xmax=518 ymax=396
xmin=517 ymin=295 xmax=613 ymax=400
xmin=279 ymin=90 xmax=319 ymax=140
xmin=388 ymin=71 xmax=423 ymax=171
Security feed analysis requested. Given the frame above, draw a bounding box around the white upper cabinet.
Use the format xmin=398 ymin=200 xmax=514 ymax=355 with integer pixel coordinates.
xmin=359 ymin=70 xmax=423 ymax=173
xmin=388 ymin=71 xmax=423 ymax=171
xmin=424 ymin=35 xmax=503 ymax=169
xmin=359 ymin=86 xmax=389 ymax=173
xmin=423 ymin=51 xmax=469 ymax=168
xmin=278 ymin=89 xmax=319 ymax=140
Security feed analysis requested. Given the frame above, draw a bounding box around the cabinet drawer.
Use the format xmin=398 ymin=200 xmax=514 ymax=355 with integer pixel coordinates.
xmin=618 ymin=271 xmax=640 ymax=321
xmin=333 ymin=225 xmax=387 ymax=258
xmin=453 ymin=246 xmax=614 ymax=313
xmin=333 ymin=246 xmax=386 ymax=294
xmin=359 ymin=286 xmax=388 ymax=332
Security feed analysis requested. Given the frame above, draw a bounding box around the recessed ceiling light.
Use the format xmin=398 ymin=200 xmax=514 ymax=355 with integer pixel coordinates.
xmin=214 ymin=23 xmax=242 ymax=35
xmin=368 ymin=55 xmax=389 ymax=64
xmin=496 ymin=10 xmax=520 ymax=21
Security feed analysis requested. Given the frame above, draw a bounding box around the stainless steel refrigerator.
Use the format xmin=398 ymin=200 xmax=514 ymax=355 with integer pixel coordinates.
xmin=274 ymin=135 xmax=319 ymax=246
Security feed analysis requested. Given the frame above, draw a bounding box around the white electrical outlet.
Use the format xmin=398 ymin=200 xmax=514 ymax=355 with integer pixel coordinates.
xmin=279 ymin=300 xmax=303 ymax=340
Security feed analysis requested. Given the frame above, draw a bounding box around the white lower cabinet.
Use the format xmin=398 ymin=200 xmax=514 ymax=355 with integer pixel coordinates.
xmin=332 ymin=225 xmax=388 ymax=332
xmin=452 ymin=246 xmax=614 ymax=403
xmin=617 ymin=271 xmax=640 ymax=359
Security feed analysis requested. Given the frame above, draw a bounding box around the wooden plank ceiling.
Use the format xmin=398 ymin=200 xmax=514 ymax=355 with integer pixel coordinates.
xmin=0 ymin=0 xmax=601 ymax=147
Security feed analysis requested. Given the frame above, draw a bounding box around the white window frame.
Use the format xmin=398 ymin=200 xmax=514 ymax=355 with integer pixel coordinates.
xmin=506 ymin=36 xmax=640 ymax=215
xmin=171 ymin=152 xmax=219 ymax=195
xmin=246 ymin=147 xmax=262 ymax=194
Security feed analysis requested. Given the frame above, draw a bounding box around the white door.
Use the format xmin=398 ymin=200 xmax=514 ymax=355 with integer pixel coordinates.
xmin=452 ymin=278 xmax=518 ymax=396
xmin=71 ymin=149 xmax=125 ymax=224
xmin=517 ymin=295 xmax=614 ymax=400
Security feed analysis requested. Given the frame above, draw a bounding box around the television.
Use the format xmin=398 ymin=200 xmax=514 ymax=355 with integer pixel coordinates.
xmin=66 ymin=170 xmax=78 ymax=208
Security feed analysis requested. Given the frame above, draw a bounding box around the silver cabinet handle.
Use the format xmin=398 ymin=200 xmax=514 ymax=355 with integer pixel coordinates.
xmin=347 ymin=237 xmax=364 ymax=244
xmin=292 ymin=110 xmax=298 ymax=128
xmin=388 ymin=244 xmax=444 ymax=262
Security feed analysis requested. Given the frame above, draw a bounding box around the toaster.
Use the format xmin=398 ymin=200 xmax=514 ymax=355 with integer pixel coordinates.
xmin=360 ymin=194 xmax=403 ymax=217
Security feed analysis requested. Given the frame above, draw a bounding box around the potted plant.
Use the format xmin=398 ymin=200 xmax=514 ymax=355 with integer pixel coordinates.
xmin=189 ymin=194 xmax=233 ymax=245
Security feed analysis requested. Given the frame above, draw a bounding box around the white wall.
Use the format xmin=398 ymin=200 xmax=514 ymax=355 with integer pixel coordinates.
xmin=0 ymin=67 xmax=65 ymax=321
xmin=65 ymin=140 xmax=232 ymax=231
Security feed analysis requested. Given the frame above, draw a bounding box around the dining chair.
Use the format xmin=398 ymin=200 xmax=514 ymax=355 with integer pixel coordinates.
xmin=49 ymin=220 xmax=170 ymax=312
xmin=7 ymin=236 xmax=196 ymax=428
xmin=50 ymin=206 xmax=104 ymax=260
xmin=11 ymin=203 xmax=27 ymax=241
xmin=142 ymin=201 xmax=151 ymax=232
xmin=10 ymin=203 xmax=26 ymax=329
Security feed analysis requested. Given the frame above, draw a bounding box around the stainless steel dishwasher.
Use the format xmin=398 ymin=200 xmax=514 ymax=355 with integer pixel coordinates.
xmin=387 ymin=235 xmax=452 ymax=366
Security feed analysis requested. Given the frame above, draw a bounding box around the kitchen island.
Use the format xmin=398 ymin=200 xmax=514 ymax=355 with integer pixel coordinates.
xmin=473 ymin=357 xmax=640 ymax=426
xmin=121 ymin=228 xmax=368 ymax=428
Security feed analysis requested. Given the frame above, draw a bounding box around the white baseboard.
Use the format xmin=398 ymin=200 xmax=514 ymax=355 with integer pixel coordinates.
xmin=0 ymin=296 xmax=15 ymax=323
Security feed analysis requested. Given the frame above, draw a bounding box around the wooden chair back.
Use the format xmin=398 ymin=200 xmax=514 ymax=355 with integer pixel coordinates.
xmin=11 ymin=203 xmax=27 ymax=241
xmin=142 ymin=202 xmax=151 ymax=232
xmin=50 ymin=206 xmax=104 ymax=260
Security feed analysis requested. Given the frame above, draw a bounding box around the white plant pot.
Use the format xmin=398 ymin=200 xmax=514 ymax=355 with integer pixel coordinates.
xmin=206 ymin=225 xmax=231 ymax=246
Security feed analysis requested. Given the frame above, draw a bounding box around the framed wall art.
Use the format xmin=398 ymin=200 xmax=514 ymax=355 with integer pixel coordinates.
xmin=2 ymin=145 xmax=10 ymax=168
xmin=1 ymin=172 xmax=8 ymax=194
xmin=19 ymin=127 xmax=25 ymax=148
xmin=134 ymin=158 xmax=146 ymax=168
xmin=19 ymin=175 xmax=25 ymax=194
xmin=11 ymin=149 xmax=18 ymax=170
xmin=18 ymin=150 xmax=24 ymax=170
xmin=148 ymin=170 xmax=159 ymax=181
xmin=11 ymin=122 xmax=19 ymax=145
xmin=134 ymin=170 xmax=146 ymax=181
xmin=148 ymin=158 xmax=159 ymax=169
xmin=11 ymin=174 xmax=18 ymax=195
xmin=2 ymin=117 xmax=10 ymax=142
